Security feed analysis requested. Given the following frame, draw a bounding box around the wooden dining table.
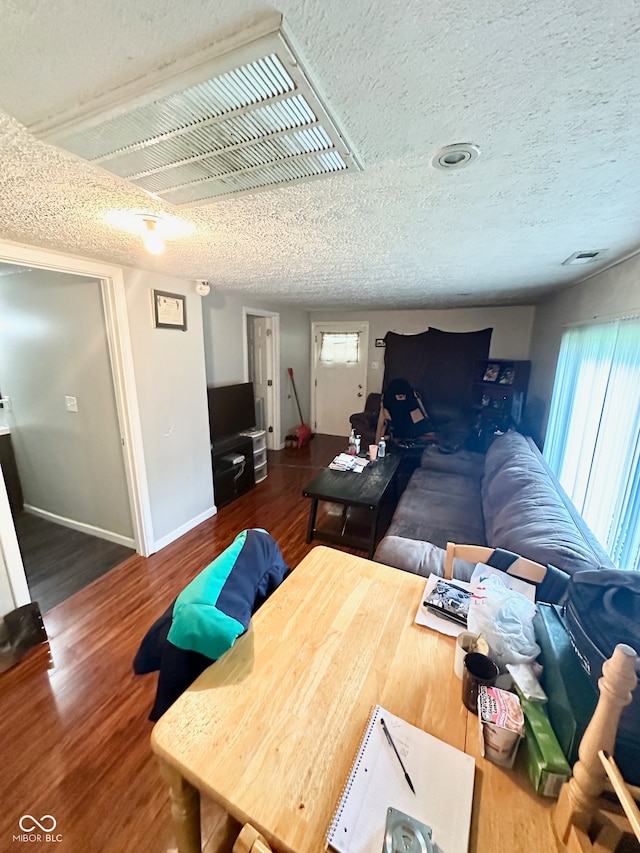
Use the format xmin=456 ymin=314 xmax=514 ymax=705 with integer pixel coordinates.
xmin=151 ymin=546 xmax=558 ymax=853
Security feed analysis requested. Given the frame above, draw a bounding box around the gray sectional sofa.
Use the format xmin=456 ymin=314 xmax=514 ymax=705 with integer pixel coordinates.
xmin=374 ymin=430 xmax=614 ymax=581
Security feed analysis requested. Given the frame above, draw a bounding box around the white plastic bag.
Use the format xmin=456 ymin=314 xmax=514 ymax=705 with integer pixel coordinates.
xmin=467 ymin=572 xmax=540 ymax=667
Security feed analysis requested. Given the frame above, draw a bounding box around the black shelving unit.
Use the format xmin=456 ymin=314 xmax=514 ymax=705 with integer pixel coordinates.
xmin=468 ymin=359 xmax=531 ymax=451
xmin=211 ymin=434 xmax=255 ymax=508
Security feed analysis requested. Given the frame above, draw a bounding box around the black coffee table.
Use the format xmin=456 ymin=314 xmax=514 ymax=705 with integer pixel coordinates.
xmin=302 ymin=454 xmax=402 ymax=557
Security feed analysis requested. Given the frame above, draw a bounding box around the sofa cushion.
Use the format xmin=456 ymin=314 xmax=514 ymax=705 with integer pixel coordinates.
xmin=420 ymin=445 xmax=485 ymax=478
xmin=482 ymin=432 xmax=613 ymax=575
xmin=384 ymin=469 xmax=485 ymax=550
xmin=374 ymin=537 xmax=446 ymax=578
xmin=482 ymin=429 xmax=537 ymax=483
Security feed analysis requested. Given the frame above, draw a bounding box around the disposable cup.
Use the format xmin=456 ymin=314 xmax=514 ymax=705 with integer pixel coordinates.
xmin=369 ymin=444 xmax=378 ymax=461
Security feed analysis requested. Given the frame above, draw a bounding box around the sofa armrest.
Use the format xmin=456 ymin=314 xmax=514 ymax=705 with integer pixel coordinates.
xmin=374 ymin=536 xmax=478 ymax=582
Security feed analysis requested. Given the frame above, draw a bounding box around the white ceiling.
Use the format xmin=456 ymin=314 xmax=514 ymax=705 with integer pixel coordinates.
xmin=1 ymin=0 xmax=639 ymax=309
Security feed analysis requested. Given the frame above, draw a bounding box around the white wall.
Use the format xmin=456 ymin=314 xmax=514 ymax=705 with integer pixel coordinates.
xmin=123 ymin=270 xmax=214 ymax=545
xmin=528 ymin=255 xmax=640 ymax=443
xmin=0 ymin=546 xmax=13 ymax=614
xmin=0 ymin=269 xmax=133 ymax=538
xmin=201 ymin=290 xmax=311 ymax=444
xmin=311 ymin=305 xmax=536 ymax=395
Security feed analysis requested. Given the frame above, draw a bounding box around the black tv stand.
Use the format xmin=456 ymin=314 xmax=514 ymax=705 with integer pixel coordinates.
xmin=212 ymin=433 xmax=255 ymax=508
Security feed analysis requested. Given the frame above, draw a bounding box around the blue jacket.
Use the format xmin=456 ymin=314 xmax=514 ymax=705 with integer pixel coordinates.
xmin=133 ymin=528 xmax=290 ymax=720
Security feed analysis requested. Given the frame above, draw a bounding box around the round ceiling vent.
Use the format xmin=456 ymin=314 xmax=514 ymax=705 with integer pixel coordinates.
xmin=431 ymin=143 xmax=480 ymax=171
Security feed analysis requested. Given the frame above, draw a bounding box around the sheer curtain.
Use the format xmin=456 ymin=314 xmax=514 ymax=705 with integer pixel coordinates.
xmin=318 ymin=331 xmax=360 ymax=364
xmin=543 ymin=316 xmax=640 ymax=571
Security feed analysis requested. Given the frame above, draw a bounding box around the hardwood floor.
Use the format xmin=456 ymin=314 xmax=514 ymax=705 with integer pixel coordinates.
xmin=0 ymin=435 xmax=371 ymax=853
xmin=14 ymin=512 xmax=135 ymax=613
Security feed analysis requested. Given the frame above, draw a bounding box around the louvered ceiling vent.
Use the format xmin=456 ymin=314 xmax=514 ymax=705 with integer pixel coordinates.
xmin=29 ymin=13 xmax=362 ymax=206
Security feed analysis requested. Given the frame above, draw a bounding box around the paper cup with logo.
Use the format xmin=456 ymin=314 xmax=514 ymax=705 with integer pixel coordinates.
xmin=477 ymin=685 xmax=525 ymax=768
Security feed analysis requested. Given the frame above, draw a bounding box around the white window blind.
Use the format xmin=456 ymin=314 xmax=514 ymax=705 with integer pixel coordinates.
xmin=319 ymin=332 xmax=360 ymax=364
xmin=543 ymin=316 xmax=640 ymax=571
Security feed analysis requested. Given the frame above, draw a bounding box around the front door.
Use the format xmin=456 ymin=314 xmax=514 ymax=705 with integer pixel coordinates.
xmin=312 ymin=322 xmax=369 ymax=437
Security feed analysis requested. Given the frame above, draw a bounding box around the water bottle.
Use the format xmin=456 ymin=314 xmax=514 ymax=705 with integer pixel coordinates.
xmin=378 ymin=437 xmax=386 ymax=458
xmin=348 ymin=428 xmax=357 ymax=456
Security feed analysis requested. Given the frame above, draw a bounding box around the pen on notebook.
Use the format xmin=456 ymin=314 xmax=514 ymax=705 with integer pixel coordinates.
xmin=380 ymin=718 xmax=416 ymax=794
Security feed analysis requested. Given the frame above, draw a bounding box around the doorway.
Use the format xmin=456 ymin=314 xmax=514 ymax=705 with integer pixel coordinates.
xmin=311 ymin=322 xmax=369 ymax=436
xmin=0 ymin=242 xmax=152 ymax=615
xmin=243 ymin=308 xmax=281 ymax=450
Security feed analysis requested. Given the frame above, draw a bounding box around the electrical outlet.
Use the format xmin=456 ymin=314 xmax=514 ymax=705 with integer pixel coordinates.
xmin=371 ymin=361 xmax=380 ymax=370
xmin=65 ymin=395 xmax=78 ymax=413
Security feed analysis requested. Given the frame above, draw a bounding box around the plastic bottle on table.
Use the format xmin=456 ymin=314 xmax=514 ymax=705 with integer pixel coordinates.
xmin=378 ymin=437 xmax=386 ymax=458
xmin=348 ymin=428 xmax=357 ymax=455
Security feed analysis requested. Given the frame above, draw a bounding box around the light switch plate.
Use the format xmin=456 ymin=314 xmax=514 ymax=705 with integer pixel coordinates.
xmin=65 ymin=395 xmax=78 ymax=413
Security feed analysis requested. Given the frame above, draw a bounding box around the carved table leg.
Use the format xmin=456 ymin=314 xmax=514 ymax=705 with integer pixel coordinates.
xmin=159 ymin=758 xmax=202 ymax=853
xmin=554 ymin=643 xmax=638 ymax=848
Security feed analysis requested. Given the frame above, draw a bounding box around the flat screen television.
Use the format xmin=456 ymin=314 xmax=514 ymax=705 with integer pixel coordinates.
xmin=207 ymin=382 xmax=256 ymax=442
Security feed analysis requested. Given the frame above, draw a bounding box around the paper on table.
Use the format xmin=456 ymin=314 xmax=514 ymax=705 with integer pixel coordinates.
xmin=329 ymin=453 xmax=370 ymax=473
xmin=414 ymin=575 xmax=472 ymax=637
xmin=326 ymin=705 xmax=475 ymax=853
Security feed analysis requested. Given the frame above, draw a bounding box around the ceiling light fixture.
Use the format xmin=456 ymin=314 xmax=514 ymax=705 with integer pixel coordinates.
xmin=104 ymin=209 xmax=196 ymax=254
xmin=142 ymin=217 xmax=165 ymax=255
xmin=431 ymin=143 xmax=481 ymax=172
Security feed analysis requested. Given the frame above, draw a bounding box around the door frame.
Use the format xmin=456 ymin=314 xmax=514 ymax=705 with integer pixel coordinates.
xmin=242 ymin=307 xmax=281 ymax=450
xmin=0 ymin=239 xmax=153 ymax=607
xmin=311 ymin=321 xmax=369 ymax=434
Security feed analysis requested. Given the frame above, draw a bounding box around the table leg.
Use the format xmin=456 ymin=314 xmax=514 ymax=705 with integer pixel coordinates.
xmin=340 ymin=505 xmax=349 ymax=536
xmin=306 ymin=498 xmax=319 ymax=543
xmin=367 ymin=507 xmax=379 ymax=558
xmin=159 ymin=758 xmax=202 ymax=853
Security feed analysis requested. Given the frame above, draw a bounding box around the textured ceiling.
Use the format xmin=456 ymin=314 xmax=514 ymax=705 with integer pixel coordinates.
xmin=1 ymin=0 xmax=639 ymax=309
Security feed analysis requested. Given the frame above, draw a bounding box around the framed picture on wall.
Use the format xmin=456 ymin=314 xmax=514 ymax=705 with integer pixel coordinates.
xmin=482 ymin=362 xmax=500 ymax=382
xmin=153 ymin=290 xmax=186 ymax=330
xmin=498 ymin=366 xmax=515 ymax=385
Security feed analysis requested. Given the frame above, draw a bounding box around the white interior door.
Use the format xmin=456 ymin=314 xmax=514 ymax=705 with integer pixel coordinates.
xmin=244 ymin=309 xmax=281 ymax=450
xmin=312 ymin=322 xmax=369 ymax=437
xmin=248 ymin=316 xmax=269 ymax=429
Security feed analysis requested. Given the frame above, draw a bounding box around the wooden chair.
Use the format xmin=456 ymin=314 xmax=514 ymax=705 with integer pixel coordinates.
xmin=553 ymin=643 xmax=639 ymax=852
xmin=233 ymin=824 xmax=273 ymax=853
xmin=444 ymin=541 xmax=548 ymax=584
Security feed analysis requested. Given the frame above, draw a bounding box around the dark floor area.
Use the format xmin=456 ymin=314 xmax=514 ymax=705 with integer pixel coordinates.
xmin=14 ymin=512 xmax=134 ymax=613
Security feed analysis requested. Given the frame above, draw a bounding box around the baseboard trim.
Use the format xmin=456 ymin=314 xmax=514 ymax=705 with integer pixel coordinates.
xmin=151 ymin=505 xmax=217 ymax=554
xmin=23 ymin=505 xmax=136 ymax=550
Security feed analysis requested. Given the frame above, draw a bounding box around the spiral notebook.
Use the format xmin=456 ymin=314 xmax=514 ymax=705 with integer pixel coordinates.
xmin=326 ymin=705 xmax=475 ymax=853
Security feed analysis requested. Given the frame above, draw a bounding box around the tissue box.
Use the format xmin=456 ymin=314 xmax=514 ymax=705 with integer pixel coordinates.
xmin=478 ymin=686 xmax=525 ymax=768
xmin=516 ymin=687 xmax=571 ymax=797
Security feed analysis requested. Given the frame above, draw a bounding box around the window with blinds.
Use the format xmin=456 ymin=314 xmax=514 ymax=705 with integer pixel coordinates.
xmin=543 ymin=316 xmax=640 ymax=571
